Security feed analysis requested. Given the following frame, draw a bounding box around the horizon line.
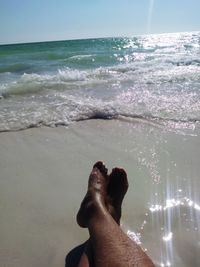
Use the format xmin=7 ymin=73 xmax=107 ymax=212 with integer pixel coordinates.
xmin=0 ymin=30 xmax=199 ymax=46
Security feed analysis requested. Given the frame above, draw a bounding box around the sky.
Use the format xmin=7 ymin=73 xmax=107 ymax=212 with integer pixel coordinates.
xmin=0 ymin=0 xmax=200 ymax=44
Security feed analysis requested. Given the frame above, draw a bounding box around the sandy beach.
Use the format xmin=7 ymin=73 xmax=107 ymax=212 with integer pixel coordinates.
xmin=0 ymin=119 xmax=200 ymax=267
xmin=1 ymin=1 xmax=200 ymax=266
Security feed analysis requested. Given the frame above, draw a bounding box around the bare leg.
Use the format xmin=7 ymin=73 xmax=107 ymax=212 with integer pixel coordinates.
xmin=66 ymin=163 xmax=128 ymax=267
xmin=76 ymin=162 xmax=129 ymax=267
xmin=77 ymin=163 xmax=155 ymax=267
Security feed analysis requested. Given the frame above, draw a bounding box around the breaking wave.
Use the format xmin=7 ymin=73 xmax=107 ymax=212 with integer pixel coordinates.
xmin=0 ymin=31 xmax=200 ymax=132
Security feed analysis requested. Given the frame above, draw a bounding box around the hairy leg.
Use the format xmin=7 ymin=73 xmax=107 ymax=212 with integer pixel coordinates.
xmin=76 ymin=162 xmax=128 ymax=267
xmin=78 ymin=163 xmax=155 ymax=267
xmin=76 ymin=161 xmax=109 ymax=228
xmin=76 ymin=162 xmax=108 ymax=267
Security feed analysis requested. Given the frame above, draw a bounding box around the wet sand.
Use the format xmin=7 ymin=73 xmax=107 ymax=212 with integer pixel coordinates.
xmin=0 ymin=119 xmax=200 ymax=267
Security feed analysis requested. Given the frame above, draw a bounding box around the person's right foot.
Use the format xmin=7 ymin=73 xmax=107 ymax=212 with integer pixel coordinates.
xmin=76 ymin=161 xmax=109 ymax=228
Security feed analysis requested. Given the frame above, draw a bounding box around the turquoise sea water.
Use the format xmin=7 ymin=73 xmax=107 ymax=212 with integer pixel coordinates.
xmin=0 ymin=31 xmax=200 ymax=132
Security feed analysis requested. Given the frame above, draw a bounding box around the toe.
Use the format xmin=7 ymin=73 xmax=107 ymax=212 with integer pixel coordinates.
xmin=93 ymin=161 xmax=108 ymax=176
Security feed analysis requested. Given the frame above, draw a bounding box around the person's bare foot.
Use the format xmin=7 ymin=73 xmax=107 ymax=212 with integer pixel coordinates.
xmin=76 ymin=162 xmax=129 ymax=228
xmin=75 ymin=163 xmax=129 ymax=266
xmin=76 ymin=161 xmax=109 ymax=228
xmin=107 ymin=167 xmax=128 ymax=224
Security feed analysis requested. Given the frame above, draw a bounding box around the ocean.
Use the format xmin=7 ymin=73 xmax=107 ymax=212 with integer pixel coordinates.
xmin=0 ymin=31 xmax=200 ymax=132
xmin=0 ymin=32 xmax=200 ymax=267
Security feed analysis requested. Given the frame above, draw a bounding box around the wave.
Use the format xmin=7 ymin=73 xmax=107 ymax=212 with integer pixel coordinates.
xmin=0 ymin=67 xmax=121 ymax=97
xmin=1 ymin=59 xmax=199 ymax=98
xmin=169 ymin=59 xmax=200 ymax=67
xmin=1 ymin=111 xmax=200 ymax=133
xmin=1 ymin=82 xmax=200 ymax=132
xmin=1 ymin=32 xmax=200 ymax=133
xmin=0 ymin=70 xmax=89 ymax=97
xmin=67 ymin=54 xmax=94 ymax=60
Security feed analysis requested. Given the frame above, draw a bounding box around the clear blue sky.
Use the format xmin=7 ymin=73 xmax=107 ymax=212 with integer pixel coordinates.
xmin=0 ymin=0 xmax=200 ymax=44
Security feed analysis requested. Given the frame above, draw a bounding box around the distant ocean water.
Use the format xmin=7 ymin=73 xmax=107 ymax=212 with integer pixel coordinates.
xmin=0 ymin=31 xmax=200 ymax=132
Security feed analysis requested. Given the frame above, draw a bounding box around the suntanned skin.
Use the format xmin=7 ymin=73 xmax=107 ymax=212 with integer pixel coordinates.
xmin=75 ymin=162 xmax=128 ymax=267
xmin=65 ymin=163 xmax=128 ymax=267
xmin=76 ymin=162 xmax=155 ymax=267
xmin=77 ymin=161 xmax=128 ymax=227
